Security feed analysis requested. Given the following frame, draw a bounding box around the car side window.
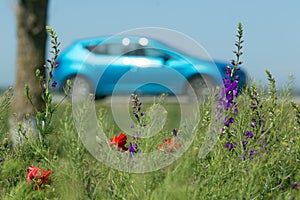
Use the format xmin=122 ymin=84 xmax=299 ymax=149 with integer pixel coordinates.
xmin=144 ymin=48 xmax=174 ymax=61
xmin=85 ymin=44 xmax=107 ymax=54
xmin=143 ymin=48 xmax=164 ymax=58
xmin=107 ymin=44 xmax=124 ymax=55
xmin=123 ymin=44 xmax=145 ymax=56
xmin=86 ymin=43 xmax=147 ymax=57
xmin=85 ymin=44 xmax=124 ymax=56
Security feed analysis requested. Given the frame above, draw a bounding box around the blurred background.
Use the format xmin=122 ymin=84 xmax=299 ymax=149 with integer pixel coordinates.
xmin=1 ymin=0 xmax=300 ymax=94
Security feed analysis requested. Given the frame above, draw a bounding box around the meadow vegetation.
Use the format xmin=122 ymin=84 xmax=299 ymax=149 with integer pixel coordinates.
xmin=0 ymin=24 xmax=300 ymax=199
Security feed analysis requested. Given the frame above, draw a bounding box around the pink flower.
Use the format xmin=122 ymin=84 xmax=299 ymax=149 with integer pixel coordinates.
xmin=158 ymin=138 xmax=182 ymax=152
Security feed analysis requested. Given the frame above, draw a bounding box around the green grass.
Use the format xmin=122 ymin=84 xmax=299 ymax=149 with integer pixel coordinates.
xmin=1 ymin=80 xmax=300 ymax=199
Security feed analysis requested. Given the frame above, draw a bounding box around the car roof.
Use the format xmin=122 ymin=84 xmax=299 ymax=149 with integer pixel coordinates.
xmin=68 ymin=35 xmax=183 ymax=57
xmin=74 ymin=35 xmax=155 ymax=47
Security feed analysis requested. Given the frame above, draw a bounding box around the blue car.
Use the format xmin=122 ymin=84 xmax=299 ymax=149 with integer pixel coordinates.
xmin=53 ymin=36 xmax=247 ymax=99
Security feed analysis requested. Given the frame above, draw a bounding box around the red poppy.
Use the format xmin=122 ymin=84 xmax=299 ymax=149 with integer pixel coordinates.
xmin=110 ymin=133 xmax=128 ymax=151
xmin=158 ymin=138 xmax=182 ymax=152
xmin=26 ymin=166 xmax=51 ymax=190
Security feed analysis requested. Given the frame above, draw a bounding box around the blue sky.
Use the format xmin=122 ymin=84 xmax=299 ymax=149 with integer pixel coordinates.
xmin=1 ymin=0 xmax=300 ymax=90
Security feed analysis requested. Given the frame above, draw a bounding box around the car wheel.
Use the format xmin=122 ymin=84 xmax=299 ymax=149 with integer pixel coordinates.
xmin=65 ymin=76 xmax=93 ymax=101
xmin=186 ymin=75 xmax=216 ymax=101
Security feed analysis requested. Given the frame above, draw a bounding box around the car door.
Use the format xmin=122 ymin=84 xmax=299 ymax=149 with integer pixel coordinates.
xmin=85 ymin=43 xmax=135 ymax=95
xmin=130 ymin=48 xmax=184 ymax=95
xmin=105 ymin=44 xmax=173 ymax=95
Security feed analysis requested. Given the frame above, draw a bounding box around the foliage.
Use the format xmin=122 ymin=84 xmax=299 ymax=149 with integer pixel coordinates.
xmin=24 ymin=26 xmax=71 ymax=145
xmin=0 ymin=23 xmax=300 ymax=199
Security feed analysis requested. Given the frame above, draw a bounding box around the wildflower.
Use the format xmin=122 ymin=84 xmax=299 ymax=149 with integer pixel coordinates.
xmin=133 ymin=110 xmax=139 ymax=120
xmin=233 ymin=108 xmax=238 ymax=115
xmin=0 ymin=157 xmax=3 ymax=162
xmin=239 ymin=154 xmax=245 ymax=160
xmin=225 ymin=142 xmax=235 ymax=151
xmin=218 ymin=23 xmax=243 ymax=132
xmin=158 ymin=138 xmax=182 ymax=152
xmin=224 ymin=117 xmax=234 ymax=127
xmin=245 ymin=131 xmax=254 ymax=139
xmin=172 ymin=128 xmax=178 ymax=137
xmin=51 ymin=81 xmax=57 ymax=88
xmin=292 ymin=182 xmax=298 ymax=189
xmin=129 ymin=142 xmax=138 ymax=154
xmin=242 ymin=140 xmax=247 ymax=150
xmin=110 ymin=133 xmax=128 ymax=151
xmin=225 ymin=65 xmax=231 ymax=77
xmin=26 ymin=166 xmax=51 ymax=190
xmin=279 ymin=185 xmax=284 ymax=190
xmin=42 ymin=83 xmax=47 ymax=89
xmin=249 ymin=149 xmax=257 ymax=158
xmin=132 ymin=133 xmax=140 ymax=140
xmin=250 ymin=104 xmax=257 ymax=110
xmin=131 ymin=94 xmax=145 ymax=125
xmin=221 ymin=68 xmax=240 ymax=112
xmin=251 ymin=119 xmax=256 ymax=128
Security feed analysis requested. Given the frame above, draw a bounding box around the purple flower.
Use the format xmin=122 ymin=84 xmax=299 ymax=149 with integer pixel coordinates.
xmin=242 ymin=140 xmax=247 ymax=150
xmin=239 ymin=154 xmax=245 ymax=160
xmin=132 ymin=133 xmax=140 ymax=140
xmin=0 ymin=157 xmax=3 ymax=162
xmin=292 ymin=182 xmax=298 ymax=189
xmin=233 ymin=108 xmax=238 ymax=115
xmin=137 ymin=101 xmax=142 ymax=111
xmin=249 ymin=149 xmax=257 ymax=158
xmin=131 ymin=94 xmax=146 ymax=127
xmin=245 ymin=131 xmax=254 ymax=139
xmin=258 ymin=118 xmax=263 ymax=126
xmin=231 ymin=60 xmax=235 ymax=66
xmin=172 ymin=128 xmax=178 ymax=137
xmin=279 ymin=185 xmax=284 ymax=190
xmin=219 ymin=76 xmax=239 ymax=112
xmin=130 ymin=124 xmax=135 ymax=129
xmin=43 ymin=83 xmax=47 ymax=89
xmin=225 ymin=142 xmax=235 ymax=151
xmin=133 ymin=110 xmax=139 ymax=120
xmin=51 ymin=81 xmax=57 ymax=88
xmin=251 ymin=119 xmax=256 ymax=128
xmin=224 ymin=117 xmax=234 ymax=127
xmin=225 ymin=66 xmax=231 ymax=77
xmin=129 ymin=142 xmax=138 ymax=155
xmin=250 ymin=104 xmax=257 ymax=110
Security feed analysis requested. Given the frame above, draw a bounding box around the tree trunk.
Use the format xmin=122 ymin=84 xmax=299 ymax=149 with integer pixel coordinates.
xmin=10 ymin=0 xmax=49 ymax=145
